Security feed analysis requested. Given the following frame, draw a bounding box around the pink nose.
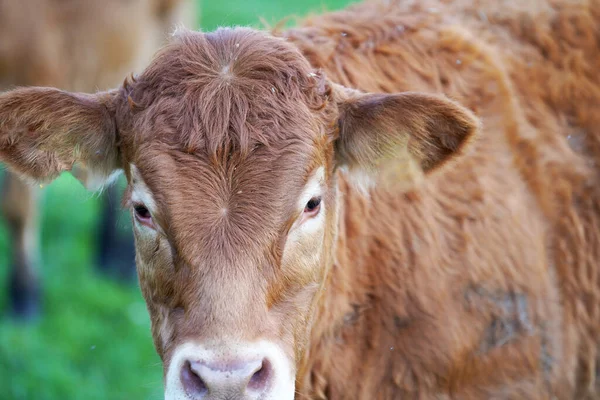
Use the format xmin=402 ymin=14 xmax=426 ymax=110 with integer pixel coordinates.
xmin=181 ymin=357 xmax=272 ymax=398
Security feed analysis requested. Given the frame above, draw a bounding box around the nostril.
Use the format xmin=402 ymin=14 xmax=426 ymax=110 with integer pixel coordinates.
xmin=181 ymin=361 xmax=208 ymax=397
xmin=248 ymin=358 xmax=272 ymax=392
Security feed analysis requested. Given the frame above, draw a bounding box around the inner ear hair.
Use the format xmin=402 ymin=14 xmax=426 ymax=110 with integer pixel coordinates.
xmin=332 ymin=83 xmax=479 ymax=188
xmin=0 ymin=87 xmax=121 ymax=189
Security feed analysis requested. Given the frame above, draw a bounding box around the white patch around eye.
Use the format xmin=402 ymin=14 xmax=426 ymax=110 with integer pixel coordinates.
xmin=295 ymin=166 xmax=325 ymax=233
xmin=130 ymin=163 xmax=158 ymax=232
xmin=297 ymin=167 xmax=324 ymax=211
xmin=281 ymin=167 xmax=326 ymax=269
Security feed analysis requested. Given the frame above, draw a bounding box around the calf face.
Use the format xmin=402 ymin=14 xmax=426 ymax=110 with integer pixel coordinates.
xmin=0 ymin=28 xmax=478 ymax=399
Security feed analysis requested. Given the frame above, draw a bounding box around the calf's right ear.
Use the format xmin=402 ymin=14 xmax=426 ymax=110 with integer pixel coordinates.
xmin=0 ymin=87 xmax=121 ymax=190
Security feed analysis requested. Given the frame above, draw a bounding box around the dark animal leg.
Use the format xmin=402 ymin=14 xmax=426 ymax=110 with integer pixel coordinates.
xmin=1 ymin=171 xmax=42 ymax=320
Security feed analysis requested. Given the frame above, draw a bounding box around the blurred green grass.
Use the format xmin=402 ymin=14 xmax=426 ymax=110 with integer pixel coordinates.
xmin=0 ymin=0 xmax=356 ymax=399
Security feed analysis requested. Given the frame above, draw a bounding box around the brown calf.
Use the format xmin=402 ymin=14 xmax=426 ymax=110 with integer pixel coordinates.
xmin=0 ymin=0 xmax=194 ymax=317
xmin=2 ymin=0 xmax=600 ymax=398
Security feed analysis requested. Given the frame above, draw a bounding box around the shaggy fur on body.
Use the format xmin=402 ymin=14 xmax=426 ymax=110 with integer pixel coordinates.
xmin=283 ymin=1 xmax=600 ymax=398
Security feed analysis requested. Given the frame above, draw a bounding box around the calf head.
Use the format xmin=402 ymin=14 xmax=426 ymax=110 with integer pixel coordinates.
xmin=0 ymin=28 xmax=478 ymax=399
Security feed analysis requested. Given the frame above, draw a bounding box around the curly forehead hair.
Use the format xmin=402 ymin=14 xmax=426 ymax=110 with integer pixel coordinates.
xmin=119 ymin=27 xmax=334 ymax=158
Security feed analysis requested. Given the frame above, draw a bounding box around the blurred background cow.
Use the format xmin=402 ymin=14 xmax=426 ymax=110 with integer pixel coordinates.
xmin=0 ymin=0 xmax=196 ymax=319
xmin=0 ymin=1 xmax=353 ymax=398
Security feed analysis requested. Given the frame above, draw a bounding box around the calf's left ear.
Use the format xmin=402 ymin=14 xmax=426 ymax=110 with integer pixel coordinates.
xmin=332 ymin=84 xmax=479 ymax=188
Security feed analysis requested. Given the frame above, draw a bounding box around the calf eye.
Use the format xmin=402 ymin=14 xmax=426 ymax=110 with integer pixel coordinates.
xmin=133 ymin=203 xmax=154 ymax=228
xmin=304 ymin=197 xmax=322 ymax=216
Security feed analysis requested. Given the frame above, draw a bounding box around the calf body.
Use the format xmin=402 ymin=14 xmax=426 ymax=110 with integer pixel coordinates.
xmin=285 ymin=1 xmax=600 ymax=398
xmin=1 ymin=0 xmax=599 ymax=399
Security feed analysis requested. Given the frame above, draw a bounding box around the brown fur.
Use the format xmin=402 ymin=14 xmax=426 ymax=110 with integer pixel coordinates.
xmin=284 ymin=1 xmax=600 ymax=398
xmin=0 ymin=0 xmax=195 ymax=91
xmin=1 ymin=0 xmax=600 ymax=399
